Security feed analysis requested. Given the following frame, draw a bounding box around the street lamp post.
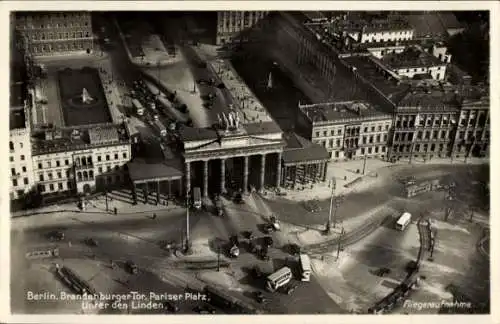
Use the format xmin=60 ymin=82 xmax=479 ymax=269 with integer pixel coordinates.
xmin=105 ymin=190 xmax=109 ymax=212
xmin=326 ymin=178 xmax=336 ymax=234
xmin=185 ymin=194 xmax=191 ymax=253
xmin=362 ymin=153 xmax=367 ymax=175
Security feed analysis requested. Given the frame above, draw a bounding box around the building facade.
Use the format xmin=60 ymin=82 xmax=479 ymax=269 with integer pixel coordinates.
xmin=388 ymin=87 xmax=482 ymax=161
xmin=380 ymin=47 xmax=447 ymax=81
xmin=216 ymin=11 xmax=268 ymax=45
xmin=10 ymin=108 xmax=36 ymax=201
xmin=31 ymin=124 xmax=132 ymax=198
xmin=451 ymin=90 xmax=489 ymax=159
xmin=298 ymin=101 xmax=392 ymax=161
xmin=14 ymin=11 xmax=94 ymax=56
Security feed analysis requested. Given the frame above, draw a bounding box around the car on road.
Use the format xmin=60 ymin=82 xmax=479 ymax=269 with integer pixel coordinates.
xmin=288 ymin=243 xmax=301 ymax=256
xmin=263 ymin=236 xmax=273 ymax=248
xmin=376 ymin=267 xmax=391 ymax=277
xmin=406 ymin=260 xmax=419 ymax=273
xmin=164 ymin=301 xmax=179 ymax=313
xmin=85 ymin=237 xmax=98 ymax=247
xmin=229 ymin=235 xmax=240 ymax=247
xmin=233 ymin=192 xmax=244 ymax=204
xmin=125 ymin=260 xmax=138 ymax=274
xmin=254 ymin=291 xmax=268 ymax=303
xmin=263 ymin=223 xmax=275 ymax=234
xmin=47 ymin=230 xmax=65 ymax=241
xmin=252 ymin=266 xmax=264 ymax=279
xmin=282 ymin=284 xmax=298 ymax=295
xmin=259 ymin=247 xmax=270 ymax=261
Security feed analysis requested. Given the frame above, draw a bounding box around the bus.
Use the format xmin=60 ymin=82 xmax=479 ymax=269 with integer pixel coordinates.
xmin=192 ymin=187 xmax=202 ymax=209
xmin=299 ymin=254 xmax=312 ymax=282
xmin=266 ymin=266 xmax=292 ymax=292
xmin=153 ymin=119 xmax=167 ymax=137
xmin=395 ymin=212 xmax=412 ymax=231
xmin=132 ymin=98 xmax=145 ymax=116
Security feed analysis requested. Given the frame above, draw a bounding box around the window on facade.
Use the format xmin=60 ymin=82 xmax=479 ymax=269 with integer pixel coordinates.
xmin=57 ymin=171 xmax=62 ymax=178
xmin=361 ymin=148 xmax=365 ymax=155
xmin=371 ymin=126 xmax=375 ymax=132
xmin=335 ymin=151 xmax=339 ymax=158
xmin=434 ymin=119 xmax=440 ymax=126
xmin=107 ymin=166 xmax=111 ymax=172
xmin=368 ymin=147 xmax=372 ymax=154
xmin=395 ymin=133 xmax=400 ymax=141
xmin=459 ymin=131 xmax=465 ymax=139
xmin=123 ymin=152 xmax=127 ymax=159
xmin=58 ymin=183 xmax=63 ymax=190
xmin=364 ymin=127 xmax=368 ymax=132
xmin=106 ymin=154 xmax=110 ymax=161
xmin=362 ymin=136 xmax=367 ymax=144
xmin=98 ymin=167 xmax=102 ymax=173
xmin=24 ymin=178 xmax=29 ymax=185
xmin=47 ymin=161 xmax=51 ymax=168
xmin=49 ymin=184 xmax=54 ymax=191
xmin=115 ymin=165 xmax=120 ymax=171
xmin=315 ymin=132 xmax=319 ymax=137
xmin=375 ymin=146 xmax=379 ymax=153
xmin=425 ymin=131 xmax=430 ymax=139
xmin=376 ymin=135 xmax=381 ymax=142
xmin=336 ymin=139 xmax=341 ymax=147
xmin=39 ymin=174 xmax=44 ymax=181
xmin=56 ymin=160 xmax=60 ymax=167
xmin=430 ymin=144 xmax=436 ymax=152
xmin=337 ymin=129 xmax=342 ymax=135
xmin=369 ymin=136 xmax=373 ymax=144
xmin=460 ymin=119 xmax=466 ymax=126
xmin=98 ymin=155 xmax=102 ymax=162
xmin=48 ymin=172 xmax=53 ymax=180
xmin=12 ymin=179 xmax=18 ymax=187
xmin=378 ymin=125 xmax=382 ymax=131
xmin=22 ymin=166 xmax=26 ymax=172
xmin=433 ymin=131 xmax=438 ymax=139
xmin=382 ymin=146 xmax=386 ymax=152
xmin=329 ymin=139 xmax=333 ymax=147
xmin=9 ymin=141 xmax=14 ymax=151
xmin=385 ymin=125 xmax=389 ymax=131
xmin=323 ymin=131 xmax=327 ymax=137
xmin=10 ymin=156 xmax=14 ymax=162
xmin=440 ymin=131 xmax=446 ymax=139
xmin=330 ymin=130 xmax=335 ymax=136
xmin=65 ymin=159 xmax=69 ymax=165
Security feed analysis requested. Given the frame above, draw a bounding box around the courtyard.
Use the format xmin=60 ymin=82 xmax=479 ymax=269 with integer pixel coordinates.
xmin=57 ymin=67 xmax=112 ymax=126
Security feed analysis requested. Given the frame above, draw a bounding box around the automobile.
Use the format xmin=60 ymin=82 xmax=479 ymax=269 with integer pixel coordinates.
xmin=289 ymin=243 xmax=301 ymax=256
xmin=254 ymin=291 xmax=268 ymax=303
xmin=125 ymin=260 xmax=138 ymax=274
xmin=233 ymin=192 xmax=244 ymax=204
xmin=229 ymin=245 xmax=240 ymax=258
xmin=47 ymin=230 xmax=65 ymax=241
xmin=164 ymin=301 xmax=179 ymax=313
xmin=203 ymin=101 xmax=213 ymax=109
xmin=251 ymin=266 xmax=263 ymax=279
xmin=259 ymin=247 xmax=270 ymax=261
xmin=229 ymin=235 xmax=239 ymax=247
xmin=263 ymin=236 xmax=273 ymax=248
xmin=263 ymin=224 xmax=275 ymax=234
xmin=406 ymin=260 xmax=419 ymax=273
xmin=244 ymin=230 xmax=255 ymax=240
xmin=376 ymin=267 xmax=391 ymax=277
xmin=283 ymin=284 xmax=298 ymax=295
xmin=85 ymin=237 xmax=98 ymax=247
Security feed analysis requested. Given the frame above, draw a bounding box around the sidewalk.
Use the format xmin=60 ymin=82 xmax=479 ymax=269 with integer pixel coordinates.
xmin=269 ymin=157 xmax=489 ymax=202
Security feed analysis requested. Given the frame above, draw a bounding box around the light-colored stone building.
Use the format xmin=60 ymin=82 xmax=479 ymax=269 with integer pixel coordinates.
xmin=216 ymin=11 xmax=268 ymax=45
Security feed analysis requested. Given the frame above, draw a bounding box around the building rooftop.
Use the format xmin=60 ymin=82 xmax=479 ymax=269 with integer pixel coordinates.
xmin=31 ymin=123 xmax=130 ymax=156
xmin=402 ymin=12 xmax=462 ymax=40
xmin=10 ymin=108 xmax=26 ymax=131
xmin=179 ymin=126 xmax=218 ymax=142
xmin=381 ymin=46 xmax=445 ymax=70
xmin=128 ymin=160 xmax=183 ymax=182
xmin=300 ymin=101 xmax=391 ymax=124
xmin=397 ymin=87 xmax=461 ymax=112
xmin=10 ymin=82 xmax=27 ymax=108
xmin=244 ymin=121 xmax=282 ymax=135
xmin=343 ymin=56 xmax=411 ymax=102
xmin=282 ymin=132 xmax=330 ymax=164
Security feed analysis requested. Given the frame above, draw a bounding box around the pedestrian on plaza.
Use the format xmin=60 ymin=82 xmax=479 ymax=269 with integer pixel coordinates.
xmin=152 ymin=213 xmax=157 ymax=220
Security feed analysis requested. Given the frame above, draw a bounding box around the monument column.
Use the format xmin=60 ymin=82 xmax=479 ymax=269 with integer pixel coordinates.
xmin=276 ymin=152 xmax=282 ymax=188
xmin=185 ymin=161 xmax=191 ymax=196
xmin=322 ymin=161 xmax=328 ymax=181
xmin=156 ymin=180 xmax=160 ymax=205
xmin=243 ymin=156 xmax=249 ymax=194
xmin=203 ymin=160 xmax=209 ymax=197
xmin=259 ymin=154 xmax=266 ymax=192
xmin=220 ymin=158 xmax=226 ymax=194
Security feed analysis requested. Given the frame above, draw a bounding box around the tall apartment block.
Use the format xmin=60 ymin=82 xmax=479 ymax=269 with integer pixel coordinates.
xmin=14 ymin=11 xmax=94 ymax=56
xmin=216 ymin=11 xmax=268 ymax=45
